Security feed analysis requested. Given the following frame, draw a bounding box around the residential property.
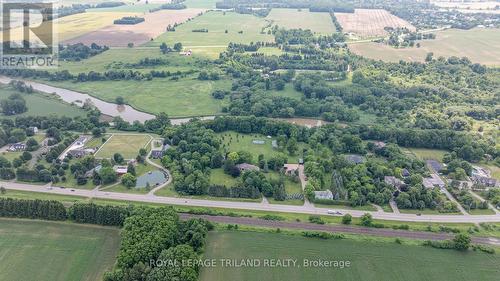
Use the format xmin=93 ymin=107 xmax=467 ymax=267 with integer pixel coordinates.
xmin=29 ymin=126 xmax=38 ymax=134
xmin=84 ymin=164 xmax=102 ymax=178
xmin=384 ymin=176 xmax=405 ymax=190
xmin=283 ymin=164 xmax=298 ymax=176
xmin=235 ymin=163 xmax=260 ymax=172
xmin=271 ymin=140 xmax=278 ymax=149
xmin=373 ymin=141 xmax=386 ymax=149
xmin=151 ymin=144 xmax=171 ymax=159
xmin=314 ymin=190 xmax=333 ymax=200
xmin=401 ymin=168 xmax=410 ymax=178
xmin=113 ymin=165 xmax=128 ymax=175
xmin=427 ymin=160 xmax=444 ymax=173
xmin=471 ymin=175 xmax=498 ymax=188
xmin=423 ymin=174 xmax=445 ymax=189
xmin=345 ymin=154 xmax=365 ymax=164
xmin=67 ymin=149 xmax=88 ymax=158
xmin=8 ymin=143 xmax=26 ymax=152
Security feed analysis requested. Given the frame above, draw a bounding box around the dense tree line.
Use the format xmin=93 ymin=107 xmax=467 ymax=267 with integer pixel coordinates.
xmin=59 ymin=43 xmax=109 ymax=61
xmin=69 ymin=203 xmax=132 ymax=226
xmin=0 ymin=198 xmax=67 ymax=220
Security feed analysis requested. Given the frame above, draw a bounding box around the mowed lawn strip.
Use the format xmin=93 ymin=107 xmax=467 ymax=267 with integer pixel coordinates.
xmin=200 ymin=231 xmax=500 ymax=281
xmin=0 ymin=219 xmax=120 ymax=281
xmin=96 ymin=134 xmax=151 ymax=159
xmin=266 ymin=8 xmax=336 ymax=35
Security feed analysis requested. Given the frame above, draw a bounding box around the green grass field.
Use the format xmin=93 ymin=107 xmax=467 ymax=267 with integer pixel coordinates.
xmin=349 ymin=28 xmax=500 ymax=66
xmin=57 ymin=49 xmax=203 ymax=74
xmin=210 ymin=168 xmax=239 ymax=187
xmin=219 ymin=131 xmax=306 ymax=164
xmin=184 ymin=0 xmax=218 ymax=8
xmin=50 ymin=76 xmax=230 ymax=117
xmin=149 ymin=11 xmax=274 ymax=57
xmin=200 ymin=231 xmax=500 ymax=281
xmin=266 ymin=8 xmax=336 ymax=35
xmin=0 ymin=219 xmax=120 ymax=281
xmin=0 ymin=85 xmax=85 ymax=118
xmin=406 ymin=148 xmax=448 ymax=161
xmin=95 ymin=133 xmax=151 ymax=159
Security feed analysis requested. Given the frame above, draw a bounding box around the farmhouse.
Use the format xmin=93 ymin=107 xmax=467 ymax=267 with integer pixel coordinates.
xmin=151 ymin=144 xmax=171 ymax=159
xmin=252 ymin=140 xmax=265 ymax=145
xmin=283 ymin=164 xmax=298 ymax=176
xmin=471 ymin=175 xmax=498 ymax=188
xmin=314 ymin=190 xmax=333 ymax=200
xmin=113 ymin=165 xmax=128 ymax=175
xmin=8 ymin=143 xmax=26 ymax=152
xmin=235 ymin=163 xmax=260 ymax=172
xmin=426 ymin=160 xmax=444 ymax=173
xmin=384 ymin=176 xmax=405 ymax=190
xmin=84 ymin=164 xmax=102 ymax=178
xmin=271 ymin=140 xmax=278 ymax=149
xmin=401 ymin=168 xmax=410 ymax=178
xmin=67 ymin=149 xmax=89 ymax=158
xmin=345 ymin=154 xmax=365 ymax=164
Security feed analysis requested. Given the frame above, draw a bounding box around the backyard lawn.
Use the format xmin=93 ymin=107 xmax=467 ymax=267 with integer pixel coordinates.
xmin=95 ymin=133 xmax=152 ymax=159
xmin=218 ymin=131 xmax=306 ymax=164
xmin=0 ymin=219 xmax=120 ymax=281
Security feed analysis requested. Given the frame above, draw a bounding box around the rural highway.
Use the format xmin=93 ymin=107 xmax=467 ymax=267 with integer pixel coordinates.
xmin=2 ymin=181 xmax=500 ymax=223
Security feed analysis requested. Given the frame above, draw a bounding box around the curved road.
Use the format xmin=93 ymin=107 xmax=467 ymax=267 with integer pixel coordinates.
xmin=2 ymin=181 xmax=500 ymax=223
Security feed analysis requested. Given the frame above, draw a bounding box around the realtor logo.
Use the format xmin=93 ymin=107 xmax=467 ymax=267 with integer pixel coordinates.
xmin=0 ymin=0 xmax=58 ymax=68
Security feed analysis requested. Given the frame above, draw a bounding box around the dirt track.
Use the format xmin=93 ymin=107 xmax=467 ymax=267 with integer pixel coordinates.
xmin=180 ymin=214 xmax=500 ymax=246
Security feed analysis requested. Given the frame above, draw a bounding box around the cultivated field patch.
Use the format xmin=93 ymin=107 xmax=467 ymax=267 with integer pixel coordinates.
xmin=150 ymin=11 xmax=274 ymax=57
xmin=200 ymin=231 xmax=500 ymax=281
xmin=349 ymin=28 xmax=500 ymax=65
xmin=2 ymin=12 xmax=136 ymax=42
xmin=64 ymin=9 xmax=205 ymax=47
xmin=335 ymin=9 xmax=415 ymax=38
xmin=266 ymin=8 xmax=336 ymax=35
xmin=95 ymin=133 xmax=152 ymax=159
xmin=0 ymin=219 xmax=120 ymax=281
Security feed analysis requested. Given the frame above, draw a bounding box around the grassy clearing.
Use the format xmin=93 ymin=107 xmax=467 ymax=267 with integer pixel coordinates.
xmin=150 ymin=11 xmax=274 ymax=57
xmin=267 ymin=83 xmax=303 ymax=100
xmin=201 ymin=231 xmax=500 ymax=281
xmin=56 ymin=49 xmax=203 ymax=74
xmin=209 ymin=168 xmax=239 ymax=187
xmin=0 ymin=86 xmax=85 ymax=118
xmin=50 ymin=76 xmax=230 ymax=117
xmin=267 ymin=8 xmax=336 ymax=35
xmin=468 ymin=208 xmax=497 ymax=215
xmin=95 ymin=133 xmax=151 ymax=159
xmin=184 ymin=0 xmax=218 ymax=9
xmin=349 ymin=28 xmax=500 ymax=66
xmin=405 ymin=147 xmax=448 ymax=161
xmin=218 ymin=131 xmax=306 ymax=164
xmin=0 ymin=219 xmax=120 ymax=281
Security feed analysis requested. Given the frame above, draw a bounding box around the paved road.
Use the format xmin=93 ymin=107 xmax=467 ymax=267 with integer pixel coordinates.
xmin=3 ymin=181 xmax=500 ymax=223
xmin=179 ymin=214 xmax=500 ymax=246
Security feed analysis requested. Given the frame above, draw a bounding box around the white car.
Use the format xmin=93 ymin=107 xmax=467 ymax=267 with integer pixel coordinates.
xmin=327 ymin=210 xmax=342 ymax=215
